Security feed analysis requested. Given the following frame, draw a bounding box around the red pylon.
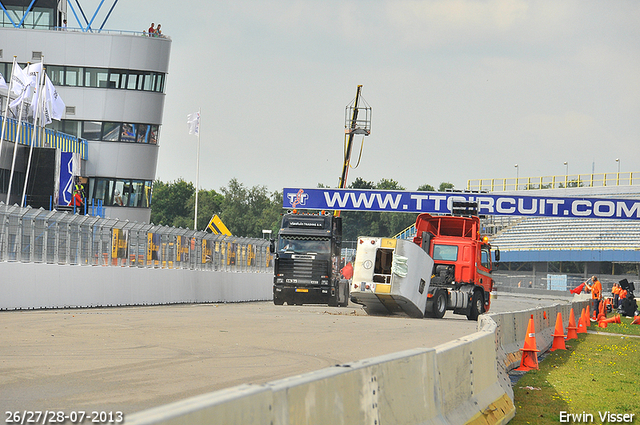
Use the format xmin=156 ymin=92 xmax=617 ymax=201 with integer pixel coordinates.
xmin=550 ymin=312 xmax=566 ymax=351
xmin=515 ymin=315 xmax=539 ymax=371
xmin=598 ymin=314 xmax=621 ymax=328
xmin=632 ymin=315 xmax=640 ymax=325
xmin=567 ymin=308 xmax=578 ymax=340
xmin=577 ymin=308 xmax=587 ymax=334
xmin=597 ymin=300 xmax=606 ymax=321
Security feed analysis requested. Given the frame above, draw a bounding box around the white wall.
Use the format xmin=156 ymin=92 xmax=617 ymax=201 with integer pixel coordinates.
xmin=0 ymin=262 xmax=272 ymax=310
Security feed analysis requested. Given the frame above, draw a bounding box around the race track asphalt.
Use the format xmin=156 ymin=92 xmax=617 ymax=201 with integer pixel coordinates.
xmin=0 ymin=294 xmax=568 ymax=415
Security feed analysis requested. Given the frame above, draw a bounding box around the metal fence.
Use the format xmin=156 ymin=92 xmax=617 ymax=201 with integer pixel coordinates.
xmin=467 ymin=171 xmax=640 ymax=192
xmin=0 ymin=203 xmax=273 ymax=272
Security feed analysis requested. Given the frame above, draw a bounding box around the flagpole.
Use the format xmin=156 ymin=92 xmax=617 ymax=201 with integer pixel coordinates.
xmin=194 ymin=108 xmax=201 ymax=230
xmin=21 ymin=58 xmax=45 ymax=207
xmin=0 ymin=56 xmax=18 ymax=172
xmin=6 ymin=61 xmax=30 ymax=205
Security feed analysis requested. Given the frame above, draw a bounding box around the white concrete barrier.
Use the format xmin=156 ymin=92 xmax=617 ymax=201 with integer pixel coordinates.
xmin=490 ymin=300 xmax=590 ymax=372
xmin=123 ymin=385 xmax=273 ymax=425
xmin=125 ymin=299 xmax=593 ymax=425
xmin=436 ymin=318 xmax=514 ymax=425
xmin=0 ymin=262 xmax=272 ymax=310
xmin=126 ymin=323 xmax=517 ymax=425
xmin=268 ymin=348 xmax=444 ymax=425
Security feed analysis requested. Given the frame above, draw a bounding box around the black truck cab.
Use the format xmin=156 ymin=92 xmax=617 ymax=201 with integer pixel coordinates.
xmin=271 ymin=211 xmax=349 ymax=306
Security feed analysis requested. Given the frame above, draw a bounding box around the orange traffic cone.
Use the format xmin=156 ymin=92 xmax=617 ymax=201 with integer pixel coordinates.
xmin=551 ymin=312 xmax=566 ymax=351
xmin=597 ymin=300 xmax=606 ymax=321
xmin=598 ymin=314 xmax=621 ymax=328
xmin=515 ymin=315 xmax=539 ymax=371
xmin=577 ymin=308 xmax=587 ymax=334
xmin=567 ymin=308 xmax=578 ymax=340
xmin=631 ymin=315 xmax=640 ymax=325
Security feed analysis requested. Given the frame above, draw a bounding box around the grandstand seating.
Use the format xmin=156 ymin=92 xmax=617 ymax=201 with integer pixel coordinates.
xmin=490 ymin=216 xmax=640 ymax=251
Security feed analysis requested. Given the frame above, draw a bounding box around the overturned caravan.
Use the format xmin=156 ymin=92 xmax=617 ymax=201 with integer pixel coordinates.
xmin=350 ymin=213 xmax=497 ymax=320
xmin=349 ymin=238 xmax=434 ymax=318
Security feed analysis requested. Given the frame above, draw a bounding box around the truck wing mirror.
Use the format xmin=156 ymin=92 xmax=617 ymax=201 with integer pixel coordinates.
xmin=494 ymin=249 xmax=500 ymax=262
xmin=269 ymin=239 xmax=275 ymax=254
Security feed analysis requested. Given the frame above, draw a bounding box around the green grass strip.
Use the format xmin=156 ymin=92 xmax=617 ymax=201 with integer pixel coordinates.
xmin=510 ymin=316 xmax=640 ymax=424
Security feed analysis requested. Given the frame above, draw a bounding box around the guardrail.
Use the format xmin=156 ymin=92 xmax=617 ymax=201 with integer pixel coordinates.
xmin=467 ymin=172 xmax=640 ymax=192
xmin=124 ymin=298 xmax=590 ymax=425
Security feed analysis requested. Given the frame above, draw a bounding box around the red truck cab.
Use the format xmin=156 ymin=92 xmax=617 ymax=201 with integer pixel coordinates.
xmin=413 ymin=213 xmax=496 ymax=319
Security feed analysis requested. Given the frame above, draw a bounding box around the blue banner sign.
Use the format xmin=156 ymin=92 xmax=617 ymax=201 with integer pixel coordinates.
xmin=59 ymin=151 xmax=74 ymax=206
xmin=283 ymin=188 xmax=640 ymax=220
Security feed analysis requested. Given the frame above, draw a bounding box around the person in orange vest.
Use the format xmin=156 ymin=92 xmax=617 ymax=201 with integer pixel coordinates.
xmin=68 ymin=178 xmax=85 ymax=212
xmin=341 ymin=258 xmax=354 ymax=280
xmin=612 ymin=282 xmax=621 ymax=309
xmin=618 ymin=287 xmax=628 ymax=309
xmin=585 ymin=275 xmax=602 ymax=318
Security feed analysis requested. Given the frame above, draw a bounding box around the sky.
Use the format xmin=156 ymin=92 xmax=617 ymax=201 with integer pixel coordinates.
xmin=89 ymin=0 xmax=640 ymax=194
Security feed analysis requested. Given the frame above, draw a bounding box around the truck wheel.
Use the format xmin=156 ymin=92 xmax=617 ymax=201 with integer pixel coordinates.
xmin=432 ymin=290 xmax=447 ymax=319
xmin=273 ymin=296 xmax=284 ymax=306
xmin=467 ymin=290 xmax=483 ymax=321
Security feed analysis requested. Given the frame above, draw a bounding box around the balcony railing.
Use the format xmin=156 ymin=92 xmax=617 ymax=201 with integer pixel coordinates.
xmin=467 ymin=173 xmax=640 ymax=192
xmin=0 ymin=115 xmax=87 ymax=159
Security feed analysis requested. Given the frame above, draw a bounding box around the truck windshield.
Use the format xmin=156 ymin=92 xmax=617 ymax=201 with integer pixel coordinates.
xmin=433 ymin=244 xmax=458 ymax=261
xmin=279 ymin=237 xmax=331 ymax=254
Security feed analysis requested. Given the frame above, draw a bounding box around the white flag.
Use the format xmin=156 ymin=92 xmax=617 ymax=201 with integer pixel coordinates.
xmin=9 ymin=63 xmax=30 ymax=108
xmin=44 ymin=75 xmax=65 ymax=121
xmin=9 ymin=63 xmax=40 ymax=110
xmin=26 ymin=63 xmax=45 ymax=117
xmin=10 ymin=62 xmax=29 ymax=95
xmin=187 ymin=111 xmax=200 ymax=135
xmin=0 ymin=73 xmax=7 ymax=90
xmin=41 ymin=85 xmax=53 ymax=125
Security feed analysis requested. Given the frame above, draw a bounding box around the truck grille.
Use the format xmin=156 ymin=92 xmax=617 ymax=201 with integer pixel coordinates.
xmin=278 ymin=258 xmax=328 ymax=283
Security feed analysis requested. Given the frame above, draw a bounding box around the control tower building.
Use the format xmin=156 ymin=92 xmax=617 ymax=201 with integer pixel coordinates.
xmin=0 ymin=0 xmax=171 ymax=222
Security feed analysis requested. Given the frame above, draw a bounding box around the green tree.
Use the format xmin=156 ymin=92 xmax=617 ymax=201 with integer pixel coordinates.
xmin=150 ymin=179 xmax=195 ymax=227
xmin=220 ymin=178 xmax=282 ymax=238
xmin=376 ymin=178 xmax=403 ymax=190
xmin=438 ymin=182 xmax=454 ymax=192
xmin=192 ymin=188 xmax=224 ymax=231
xmin=417 ymin=184 xmax=435 ymax=191
xmin=349 ymin=177 xmax=375 ymax=189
